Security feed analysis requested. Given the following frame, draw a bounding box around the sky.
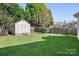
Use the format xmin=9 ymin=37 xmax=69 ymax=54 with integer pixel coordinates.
xmin=19 ymin=3 xmax=79 ymax=23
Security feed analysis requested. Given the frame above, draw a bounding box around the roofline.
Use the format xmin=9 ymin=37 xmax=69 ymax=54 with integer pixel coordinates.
xmin=15 ymin=20 xmax=30 ymax=24
xmin=74 ymin=12 xmax=79 ymax=17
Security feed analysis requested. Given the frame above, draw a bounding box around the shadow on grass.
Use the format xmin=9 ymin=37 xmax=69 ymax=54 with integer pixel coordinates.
xmin=0 ymin=35 xmax=79 ymax=56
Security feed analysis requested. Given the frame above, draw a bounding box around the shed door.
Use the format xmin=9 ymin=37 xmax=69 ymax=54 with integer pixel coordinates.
xmin=20 ymin=24 xmax=27 ymax=33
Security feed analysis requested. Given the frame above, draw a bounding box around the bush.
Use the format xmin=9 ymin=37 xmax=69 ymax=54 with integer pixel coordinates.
xmin=39 ymin=27 xmax=46 ymax=33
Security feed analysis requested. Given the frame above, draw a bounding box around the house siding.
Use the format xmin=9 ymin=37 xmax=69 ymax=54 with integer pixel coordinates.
xmin=77 ymin=17 xmax=79 ymax=39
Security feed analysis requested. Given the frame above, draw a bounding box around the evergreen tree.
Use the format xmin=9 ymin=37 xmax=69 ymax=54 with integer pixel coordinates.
xmin=25 ymin=3 xmax=54 ymax=27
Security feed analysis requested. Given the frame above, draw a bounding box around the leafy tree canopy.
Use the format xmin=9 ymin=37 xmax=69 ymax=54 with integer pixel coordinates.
xmin=25 ymin=3 xmax=54 ymax=27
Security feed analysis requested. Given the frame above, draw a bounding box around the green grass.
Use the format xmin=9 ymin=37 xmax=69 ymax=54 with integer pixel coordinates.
xmin=0 ymin=32 xmax=79 ymax=56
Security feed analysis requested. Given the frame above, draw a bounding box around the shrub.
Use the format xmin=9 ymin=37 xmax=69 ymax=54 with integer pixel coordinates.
xmin=39 ymin=27 xmax=46 ymax=33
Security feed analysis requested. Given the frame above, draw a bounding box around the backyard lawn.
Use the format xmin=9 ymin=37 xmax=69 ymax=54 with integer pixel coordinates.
xmin=0 ymin=32 xmax=79 ymax=56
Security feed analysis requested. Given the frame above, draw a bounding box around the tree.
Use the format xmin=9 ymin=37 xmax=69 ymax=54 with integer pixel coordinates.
xmin=0 ymin=12 xmax=14 ymax=34
xmin=25 ymin=3 xmax=41 ymax=26
xmin=48 ymin=9 xmax=54 ymax=26
xmin=0 ymin=3 xmax=23 ymax=34
xmin=25 ymin=3 xmax=54 ymax=27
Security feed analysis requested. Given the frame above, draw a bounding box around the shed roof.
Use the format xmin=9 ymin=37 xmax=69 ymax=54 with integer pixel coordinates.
xmin=15 ymin=20 xmax=30 ymax=25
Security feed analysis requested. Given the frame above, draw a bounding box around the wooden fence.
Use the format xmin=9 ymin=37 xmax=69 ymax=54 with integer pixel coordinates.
xmin=35 ymin=27 xmax=77 ymax=35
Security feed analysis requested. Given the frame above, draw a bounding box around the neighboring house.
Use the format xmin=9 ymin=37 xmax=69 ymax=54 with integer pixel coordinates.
xmin=54 ymin=21 xmax=67 ymax=28
xmin=74 ymin=12 xmax=79 ymax=39
xmin=15 ymin=20 xmax=31 ymax=36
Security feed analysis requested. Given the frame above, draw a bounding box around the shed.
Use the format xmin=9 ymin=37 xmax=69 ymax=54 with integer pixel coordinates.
xmin=74 ymin=12 xmax=79 ymax=39
xmin=15 ymin=20 xmax=31 ymax=36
